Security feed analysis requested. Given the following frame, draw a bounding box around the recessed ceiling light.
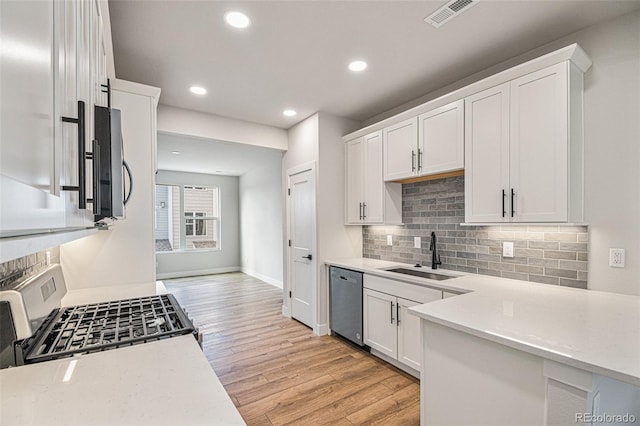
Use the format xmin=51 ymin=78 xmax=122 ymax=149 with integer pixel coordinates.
xmin=225 ymin=11 xmax=250 ymax=29
xmin=189 ymin=86 xmax=207 ymax=95
xmin=348 ymin=60 xmax=368 ymax=72
xmin=171 ymin=151 xmax=180 ymax=155
xmin=283 ymin=109 xmax=297 ymax=117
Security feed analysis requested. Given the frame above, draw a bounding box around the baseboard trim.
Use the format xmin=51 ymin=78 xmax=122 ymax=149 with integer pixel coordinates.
xmin=315 ymin=323 xmax=330 ymax=336
xmin=156 ymin=266 xmax=241 ymax=280
xmin=241 ymin=268 xmax=283 ymax=289
xmin=282 ymin=305 xmax=291 ymax=317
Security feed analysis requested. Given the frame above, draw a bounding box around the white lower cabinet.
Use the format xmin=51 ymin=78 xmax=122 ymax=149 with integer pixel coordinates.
xmin=363 ymin=274 xmax=443 ymax=373
xmin=363 ymin=289 xmax=397 ymax=358
xmin=397 ymin=298 xmax=422 ymax=371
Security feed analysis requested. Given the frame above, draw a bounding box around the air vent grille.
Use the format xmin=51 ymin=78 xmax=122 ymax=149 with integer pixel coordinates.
xmin=449 ymin=0 xmax=473 ymax=12
xmin=424 ymin=0 xmax=480 ymax=28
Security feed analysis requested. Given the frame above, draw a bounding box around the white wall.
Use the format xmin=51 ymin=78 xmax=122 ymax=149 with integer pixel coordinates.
xmin=155 ymin=170 xmax=240 ymax=279
xmin=558 ymin=11 xmax=640 ymax=295
xmin=157 ymin=105 xmax=288 ymax=151
xmin=61 ymin=85 xmax=158 ymax=289
xmin=515 ymin=11 xmax=640 ymax=295
xmin=282 ymin=112 xmax=362 ymax=333
xmin=239 ymin=151 xmax=284 ymax=288
xmin=316 ymin=112 xmax=363 ymax=328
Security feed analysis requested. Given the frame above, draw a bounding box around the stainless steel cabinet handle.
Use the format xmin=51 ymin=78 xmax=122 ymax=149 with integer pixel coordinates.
xmin=417 ymin=148 xmax=422 ymax=172
xmin=397 ymin=303 xmax=401 ymax=326
xmin=359 ymin=202 xmax=363 ymax=220
xmin=411 ymin=150 xmax=416 ymax=172
xmin=502 ymin=189 xmax=506 ymax=218
xmin=511 ymin=188 xmax=515 ymax=217
xmin=362 ymin=203 xmax=366 ymax=220
xmin=390 ymin=301 xmax=395 ymax=324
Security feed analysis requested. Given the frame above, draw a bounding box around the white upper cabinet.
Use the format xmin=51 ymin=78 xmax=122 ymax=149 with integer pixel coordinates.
xmin=345 ymin=131 xmax=402 ymax=225
xmin=1 ymin=0 xmax=108 ymax=236
xmin=465 ymin=62 xmax=584 ymax=223
xmin=465 ymin=83 xmax=511 ymax=223
xmin=382 ymin=100 xmax=464 ymax=182
xmin=418 ymin=99 xmax=464 ymax=175
xmin=383 ymin=117 xmax=418 ymax=181
xmin=345 ymin=137 xmax=365 ymax=224
xmin=510 ymin=63 xmax=569 ymax=222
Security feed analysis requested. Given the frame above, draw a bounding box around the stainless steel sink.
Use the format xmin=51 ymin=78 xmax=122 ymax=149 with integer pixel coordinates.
xmin=385 ymin=268 xmax=453 ymax=281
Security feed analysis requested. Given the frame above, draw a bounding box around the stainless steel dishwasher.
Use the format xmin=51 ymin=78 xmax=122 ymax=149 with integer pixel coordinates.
xmin=329 ymin=266 xmax=365 ymax=347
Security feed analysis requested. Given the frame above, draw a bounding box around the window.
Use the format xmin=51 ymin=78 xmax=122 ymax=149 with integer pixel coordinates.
xmin=185 ymin=212 xmax=206 ymax=236
xmin=155 ymin=184 xmax=220 ymax=252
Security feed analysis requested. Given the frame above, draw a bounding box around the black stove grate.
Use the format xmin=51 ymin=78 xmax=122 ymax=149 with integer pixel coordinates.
xmin=18 ymin=294 xmax=195 ymax=364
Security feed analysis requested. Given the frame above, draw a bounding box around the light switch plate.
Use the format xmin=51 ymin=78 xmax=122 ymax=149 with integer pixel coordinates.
xmin=414 ymin=237 xmax=421 ymax=249
xmin=609 ymin=248 xmax=625 ymax=267
xmin=387 ymin=235 xmax=393 ymax=246
xmin=503 ymin=241 xmax=514 ymax=258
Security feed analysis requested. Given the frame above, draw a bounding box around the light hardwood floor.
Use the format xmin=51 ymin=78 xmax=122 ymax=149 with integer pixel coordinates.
xmin=164 ymin=272 xmax=420 ymax=426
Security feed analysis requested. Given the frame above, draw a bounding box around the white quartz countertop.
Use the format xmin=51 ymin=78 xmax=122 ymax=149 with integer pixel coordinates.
xmin=0 ymin=335 xmax=245 ymax=425
xmin=326 ymin=257 xmax=640 ymax=387
xmin=2 ymin=280 xmax=245 ymax=425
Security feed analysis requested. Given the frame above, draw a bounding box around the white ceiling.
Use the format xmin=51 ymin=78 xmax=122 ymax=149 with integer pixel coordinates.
xmin=109 ymin=0 xmax=640 ymax=130
xmin=157 ymin=132 xmax=283 ymax=176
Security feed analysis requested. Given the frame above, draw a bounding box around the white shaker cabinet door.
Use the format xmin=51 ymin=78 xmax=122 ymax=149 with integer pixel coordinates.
xmin=418 ymin=99 xmax=464 ymax=176
xmin=510 ymin=63 xmax=568 ymax=222
xmin=345 ymin=137 xmax=364 ymax=224
xmin=0 ymin=0 xmax=57 ymax=194
xmin=363 ymin=289 xmax=398 ymax=359
xmin=397 ymin=297 xmax=424 ymax=372
xmin=362 ymin=131 xmax=384 ymax=224
xmin=383 ymin=117 xmax=417 ymax=181
xmin=464 ymin=83 xmax=511 ymax=223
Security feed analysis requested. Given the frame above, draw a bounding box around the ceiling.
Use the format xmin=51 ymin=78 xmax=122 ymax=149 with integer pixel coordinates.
xmin=157 ymin=132 xmax=283 ymax=176
xmin=109 ymin=0 xmax=640 ymax=130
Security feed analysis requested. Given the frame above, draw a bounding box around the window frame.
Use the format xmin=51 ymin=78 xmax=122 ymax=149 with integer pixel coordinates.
xmin=154 ymin=184 xmax=221 ymax=253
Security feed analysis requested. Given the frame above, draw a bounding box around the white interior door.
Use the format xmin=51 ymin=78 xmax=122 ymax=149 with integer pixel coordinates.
xmin=288 ymin=167 xmax=316 ymax=329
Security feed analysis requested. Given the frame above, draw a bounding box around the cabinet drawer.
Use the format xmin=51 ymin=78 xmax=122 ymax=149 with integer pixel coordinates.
xmin=364 ymin=274 xmax=442 ymax=304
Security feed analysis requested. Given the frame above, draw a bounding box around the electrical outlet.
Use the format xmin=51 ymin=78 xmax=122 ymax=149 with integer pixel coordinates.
xmin=502 ymin=241 xmax=514 ymax=258
xmin=414 ymin=237 xmax=421 ymax=249
xmin=609 ymin=248 xmax=625 ymax=267
xmin=387 ymin=235 xmax=393 ymax=246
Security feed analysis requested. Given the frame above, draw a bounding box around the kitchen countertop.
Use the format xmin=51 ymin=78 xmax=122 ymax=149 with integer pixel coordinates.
xmin=0 ymin=335 xmax=245 ymax=425
xmin=61 ymin=281 xmax=168 ymax=306
xmin=326 ymin=257 xmax=640 ymax=387
xmin=1 ymin=279 xmax=246 ymax=425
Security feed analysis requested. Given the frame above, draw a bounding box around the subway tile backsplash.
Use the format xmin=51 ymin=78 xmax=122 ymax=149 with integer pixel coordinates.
xmin=363 ymin=176 xmax=588 ymax=289
xmin=0 ymin=248 xmax=60 ymax=289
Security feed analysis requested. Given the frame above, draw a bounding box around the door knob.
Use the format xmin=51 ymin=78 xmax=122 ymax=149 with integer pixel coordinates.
xmin=302 ymin=254 xmax=313 ymax=260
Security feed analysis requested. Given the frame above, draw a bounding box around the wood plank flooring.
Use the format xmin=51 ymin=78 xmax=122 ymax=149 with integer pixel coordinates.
xmin=164 ymin=272 xmax=420 ymax=426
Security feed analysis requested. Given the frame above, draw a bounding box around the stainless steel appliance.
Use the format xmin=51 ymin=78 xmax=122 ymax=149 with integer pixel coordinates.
xmin=94 ymin=105 xmax=132 ymax=221
xmin=0 ymin=265 xmax=197 ymax=369
xmin=329 ymin=266 xmax=365 ymax=347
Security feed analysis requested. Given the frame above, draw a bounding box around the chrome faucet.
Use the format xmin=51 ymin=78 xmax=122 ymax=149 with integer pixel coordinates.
xmin=430 ymin=232 xmax=442 ymax=270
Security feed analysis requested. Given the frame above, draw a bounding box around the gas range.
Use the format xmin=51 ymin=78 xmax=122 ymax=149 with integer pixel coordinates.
xmin=0 ymin=265 xmax=198 ymax=369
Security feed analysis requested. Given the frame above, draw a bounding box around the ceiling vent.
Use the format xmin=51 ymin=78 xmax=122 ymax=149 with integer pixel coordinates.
xmin=424 ymin=0 xmax=480 ymax=28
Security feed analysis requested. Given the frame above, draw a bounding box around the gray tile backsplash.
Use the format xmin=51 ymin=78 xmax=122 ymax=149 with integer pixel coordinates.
xmin=363 ymin=176 xmax=588 ymax=289
xmin=0 ymin=248 xmax=60 ymax=289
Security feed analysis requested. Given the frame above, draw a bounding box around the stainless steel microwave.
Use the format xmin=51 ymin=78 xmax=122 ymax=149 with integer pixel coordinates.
xmin=93 ymin=106 xmax=131 ymax=221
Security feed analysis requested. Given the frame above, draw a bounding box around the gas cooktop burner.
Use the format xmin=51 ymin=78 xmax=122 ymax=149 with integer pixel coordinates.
xmin=17 ymin=294 xmax=196 ymax=364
